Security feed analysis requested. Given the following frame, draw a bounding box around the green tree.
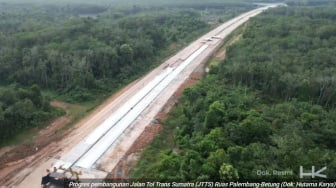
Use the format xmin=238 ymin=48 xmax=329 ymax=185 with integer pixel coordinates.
xmin=118 ymin=44 xmax=134 ymax=64
xmin=30 ymin=84 xmax=43 ymax=107
xmin=219 ymin=163 xmax=239 ymax=180
xmin=201 ymin=149 xmax=228 ymax=180
xmin=204 ymin=101 xmax=225 ymax=129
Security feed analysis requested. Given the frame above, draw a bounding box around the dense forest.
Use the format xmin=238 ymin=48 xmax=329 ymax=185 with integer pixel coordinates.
xmin=132 ymin=7 xmax=336 ymax=181
xmin=285 ymin=0 xmax=336 ymax=6
xmin=0 ymin=6 xmax=210 ymax=101
xmin=0 ymin=1 xmax=255 ymax=144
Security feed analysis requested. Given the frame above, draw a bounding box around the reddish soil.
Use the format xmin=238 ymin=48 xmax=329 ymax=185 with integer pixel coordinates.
xmin=0 ymin=80 xmax=137 ymax=186
xmin=0 ymin=78 xmax=141 ymax=187
xmin=215 ymin=49 xmax=226 ymax=61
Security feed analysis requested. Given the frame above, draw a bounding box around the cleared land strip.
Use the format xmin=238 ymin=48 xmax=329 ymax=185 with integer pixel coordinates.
xmin=14 ymin=4 xmax=280 ymax=187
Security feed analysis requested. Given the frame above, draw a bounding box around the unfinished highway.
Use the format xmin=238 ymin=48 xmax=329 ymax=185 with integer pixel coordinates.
xmin=12 ymin=4 xmax=280 ymax=187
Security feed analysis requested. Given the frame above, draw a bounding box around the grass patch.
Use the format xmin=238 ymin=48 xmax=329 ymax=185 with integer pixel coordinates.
xmin=209 ymin=60 xmax=220 ymax=68
xmin=1 ymin=128 xmax=36 ymax=146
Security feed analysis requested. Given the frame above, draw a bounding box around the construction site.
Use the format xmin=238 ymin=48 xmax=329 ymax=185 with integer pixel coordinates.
xmin=0 ymin=4 xmax=280 ymax=188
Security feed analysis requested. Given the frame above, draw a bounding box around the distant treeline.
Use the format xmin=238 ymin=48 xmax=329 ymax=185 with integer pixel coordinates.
xmin=285 ymin=0 xmax=336 ymax=6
